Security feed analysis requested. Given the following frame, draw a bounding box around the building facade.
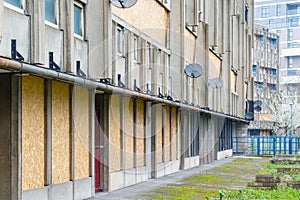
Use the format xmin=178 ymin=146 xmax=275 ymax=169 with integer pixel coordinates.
xmin=249 ymin=24 xmax=279 ymax=136
xmin=254 ymin=0 xmax=300 ymax=101
xmin=0 ymin=0 xmax=253 ymax=199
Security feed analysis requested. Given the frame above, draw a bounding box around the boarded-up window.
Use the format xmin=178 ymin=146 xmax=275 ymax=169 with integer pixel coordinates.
xmin=22 ymin=76 xmax=45 ymax=190
xmin=124 ymin=97 xmax=134 ymax=169
xmin=156 ymin=105 xmax=163 ymax=163
xmin=52 ymin=81 xmax=70 ymax=184
xmin=171 ymin=107 xmax=177 ymax=160
xmin=163 ymin=106 xmax=171 ymax=161
xmin=136 ymin=99 xmax=145 ymax=166
xmin=74 ymin=86 xmax=90 ymax=180
xmin=109 ymin=95 xmax=121 ymax=172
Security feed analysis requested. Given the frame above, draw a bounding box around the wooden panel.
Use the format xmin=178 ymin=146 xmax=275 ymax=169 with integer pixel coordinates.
xmin=109 ymin=95 xmax=121 ymax=172
xmin=136 ymin=99 xmax=145 ymax=166
xmin=155 ymin=105 xmax=162 ymax=163
xmin=124 ymin=97 xmax=134 ymax=169
xmin=22 ymin=76 xmax=45 ymax=190
xmin=171 ymin=107 xmax=177 ymax=161
xmin=112 ymin=0 xmax=168 ymax=45
xmin=52 ymin=81 xmax=70 ymax=184
xmin=164 ymin=106 xmax=170 ymax=162
xmin=74 ymin=86 xmax=90 ymax=180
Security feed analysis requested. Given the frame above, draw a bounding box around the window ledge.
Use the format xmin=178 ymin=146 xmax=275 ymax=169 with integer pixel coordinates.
xmin=74 ymin=33 xmax=84 ymax=41
xmin=3 ymin=2 xmax=24 ymax=14
xmin=45 ymin=21 xmax=59 ymax=30
xmin=185 ymin=25 xmax=198 ymax=37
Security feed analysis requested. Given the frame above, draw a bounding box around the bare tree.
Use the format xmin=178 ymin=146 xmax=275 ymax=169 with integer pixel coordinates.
xmin=264 ymin=93 xmax=300 ymax=136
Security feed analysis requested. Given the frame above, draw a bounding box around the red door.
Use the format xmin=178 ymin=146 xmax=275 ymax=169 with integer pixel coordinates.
xmin=95 ymin=96 xmax=101 ymax=192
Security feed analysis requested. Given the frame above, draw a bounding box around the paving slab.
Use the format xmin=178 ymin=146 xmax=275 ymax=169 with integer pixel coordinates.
xmin=87 ymin=158 xmax=235 ymax=200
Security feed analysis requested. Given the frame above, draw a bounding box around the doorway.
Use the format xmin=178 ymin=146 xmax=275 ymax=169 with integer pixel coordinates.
xmin=94 ymin=93 xmax=109 ymax=192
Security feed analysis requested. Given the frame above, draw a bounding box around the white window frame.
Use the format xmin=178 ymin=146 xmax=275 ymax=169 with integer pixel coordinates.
xmin=116 ymin=27 xmax=124 ymax=56
xmin=133 ymin=35 xmax=138 ymax=62
xmin=147 ymin=42 xmax=151 ymax=69
xmin=3 ymin=0 xmax=24 ymax=14
xmin=288 ymin=57 xmax=293 ymax=68
xmin=45 ymin=0 xmax=59 ymax=29
xmin=74 ymin=1 xmax=84 ymax=39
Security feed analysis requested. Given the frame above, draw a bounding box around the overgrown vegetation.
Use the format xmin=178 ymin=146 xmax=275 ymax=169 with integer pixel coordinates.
xmin=143 ymin=158 xmax=269 ymax=199
xmin=225 ymin=187 xmax=300 ymax=199
xmin=141 ymin=157 xmax=300 ymax=200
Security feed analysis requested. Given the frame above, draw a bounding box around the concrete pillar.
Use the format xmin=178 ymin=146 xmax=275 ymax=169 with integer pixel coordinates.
xmin=28 ymin=0 xmax=46 ymax=64
xmin=60 ymin=0 xmax=74 ymax=72
xmin=145 ymin=102 xmax=152 ymax=179
xmin=0 ymin=74 xmax=12 ymax=200
xmin=11 ymin=75 xmax=22 ymax=200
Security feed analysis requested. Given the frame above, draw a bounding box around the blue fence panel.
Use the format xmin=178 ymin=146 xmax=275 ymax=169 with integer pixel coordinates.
xmin=233 ymin=136 xmax=300 ymax=156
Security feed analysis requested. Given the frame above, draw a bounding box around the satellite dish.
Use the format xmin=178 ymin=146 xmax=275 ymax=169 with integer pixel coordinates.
xmin=110 ymin=0 xmax=138 ymax=8
xmin=184 ymin=63 xmax=204 ymax=78
xmin=208 ymin=78 xmax=224 ymax=88
xmin=254 ymin=100 xmax=262 ymax=106
xmin=245 ymin=112 xmax=254 ymax=120
xmin=254 ymin=105 xmax=262 ymax=112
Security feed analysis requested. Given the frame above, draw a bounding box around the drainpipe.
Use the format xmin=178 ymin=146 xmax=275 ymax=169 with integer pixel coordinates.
xmin=0 ymin=56 xmax=249 ymax=123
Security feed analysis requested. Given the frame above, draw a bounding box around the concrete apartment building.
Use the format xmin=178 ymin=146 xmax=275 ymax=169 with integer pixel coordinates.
xmin=254 ymin=0 xmax=300 ymax=101
xmin=248 ymin=24 xmax=279 ymax=136
xmin=0 ymin=0 xmax=254 ymax=199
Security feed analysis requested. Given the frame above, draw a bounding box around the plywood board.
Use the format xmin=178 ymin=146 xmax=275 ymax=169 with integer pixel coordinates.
xmin=22 ymin=76 xmax=45 ymax=190
xmin=164 ymin=106 xmax=170 ymax=162
xmin=155 ymin=105 xmax=163 ymax=163
xmin=74 ymin=86 xmax=90 ymax=180
xmin=136 ymin=99 xmax=145 ymax=166
xmin=109 ymin=95 xmax=121 ymax=172
xmin=52 ymin=81 xmax=70 ymax=184
xmin=171 ymin=107 xmax=177 ymax=161
xmin=124 ymin=97 xmax=134 ymax=169
xmin=112 ymin=0 xmax=168 ymax=45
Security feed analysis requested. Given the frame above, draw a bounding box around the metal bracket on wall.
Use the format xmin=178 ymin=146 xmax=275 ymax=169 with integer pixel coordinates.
xmin=157 ymin=87 xmax=163 ymax=99
xmin=11 ymin=39 xmax=24 ymax=62
xmin=146 ymin=83 xmax=153 ymax=96
xmin=49 ymin=52 xmax=61 ymax=71
xmin=118 ymin=74 xmax=126 ymax=88
xmin=76 ymin=61 xmax=86 ymax=78
xmin=100 ymin=78 xmax=111 ymax=85
xmin=134 ymin=79 xmax=141 ymax=92
xmin=167 ymin=95 xmax=173 ymax=101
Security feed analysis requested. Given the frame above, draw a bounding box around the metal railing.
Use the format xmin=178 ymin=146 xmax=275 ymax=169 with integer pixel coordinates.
xmin=232 ymin=136 xmax=300 ymax=156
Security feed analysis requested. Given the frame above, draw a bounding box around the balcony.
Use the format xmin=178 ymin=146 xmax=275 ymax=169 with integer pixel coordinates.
xmin=280 ymin=75 xmax=300 ymax=84
xmin=281 ymin=48 xmax=300 ymax=57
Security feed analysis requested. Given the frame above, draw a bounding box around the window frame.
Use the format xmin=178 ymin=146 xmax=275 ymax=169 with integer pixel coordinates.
xmin=261 ymin=6 xmax=269 ymax=18
xmin=45 ymin=0 xmax=59 ymax=28
xmin=74 ymin=1 xmax=85 ymax=39
xmin=133 ymin=35 xmax=138 ymax=62
xmin=116 ymin=27 xmax=124 ymax=56
xmin=276 ymin=5 xmax=281 ymax=16
xmin=3 ymin=0 xmax=24 ymax=14
xmin=288 ymin=57 xmax=293 ymax=68
xmin=288 ymin=29 xmax=293 ymax=41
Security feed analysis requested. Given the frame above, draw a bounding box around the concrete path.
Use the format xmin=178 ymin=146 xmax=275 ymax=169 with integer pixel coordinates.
xmin=87 ymin=158 xmax=235 ymax=200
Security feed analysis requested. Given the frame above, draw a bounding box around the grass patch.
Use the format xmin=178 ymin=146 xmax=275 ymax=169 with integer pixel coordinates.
xmin=184 ymin=174 xmax=221 ymax=184
xmin=226 ymin=187 xmax=300 ymax=200
xmin=150 ymin=185 xmax=219 ymax=200
xmin=213 ymin=166 xmax=235 ymax=173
